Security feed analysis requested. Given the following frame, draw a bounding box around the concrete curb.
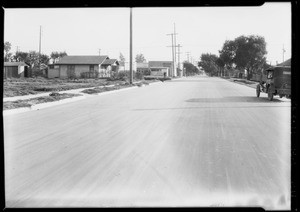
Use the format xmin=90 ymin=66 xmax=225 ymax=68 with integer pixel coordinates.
xmin=3 ymin=95 xmax=86 ymax=116
xmin=232 ymin=81 xmax=258 ymax=89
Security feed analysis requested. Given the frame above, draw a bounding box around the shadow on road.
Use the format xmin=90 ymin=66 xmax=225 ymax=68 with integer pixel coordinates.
xmin=133 ymin=105 xmax=290 ymax=111
xmin=167 ymin=80 xmax=227 ymax=83
xmin=186 ymin=96 xmax=284 ymax=103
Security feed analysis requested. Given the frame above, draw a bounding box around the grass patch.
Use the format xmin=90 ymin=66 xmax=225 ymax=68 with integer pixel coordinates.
xmin=144 ymin=76 xmax=171 ymax=81
xmin=233 ymin=79 xmax=256 ymax=84
xmin=81 ymin=84 xmax=135 ymax=94
xmin=3 ymin=93 xmax=82 ymax=110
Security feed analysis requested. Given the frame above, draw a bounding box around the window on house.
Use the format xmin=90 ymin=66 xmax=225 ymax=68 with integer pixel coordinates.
xmin=90 ymin=65 xmax=95 ymax=71
xmin=67 ymin=65 xmax=75 ymax=71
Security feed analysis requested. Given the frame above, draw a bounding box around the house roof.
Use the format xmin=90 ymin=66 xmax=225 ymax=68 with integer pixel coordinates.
xmin=277 ymin=58 xmax=291 ymax=67
xmin=55 ymin=56 xmax=109 ymax=65
xmin=102 ymin=59 xmax=119 ymax=65
xmin=149 ymin=61 xmax=172 ymax=68
xmin=4 ymin=62 xmax=29 ymax=67
xmin=136 ymin=62 xmax=149 ymax=68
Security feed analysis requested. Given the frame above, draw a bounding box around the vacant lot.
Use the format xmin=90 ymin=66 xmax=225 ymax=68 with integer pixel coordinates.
xmin=3 ymin=78 xmax=126 ymax=97
xmin=4 ymin=78 xmax=158 ymax=98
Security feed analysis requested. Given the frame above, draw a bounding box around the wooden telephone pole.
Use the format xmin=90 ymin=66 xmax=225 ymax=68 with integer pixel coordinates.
xmin=129 ymin=8 xmax=133 ymax=84
xmin=39 ymin=25 xmax=42 ymax=70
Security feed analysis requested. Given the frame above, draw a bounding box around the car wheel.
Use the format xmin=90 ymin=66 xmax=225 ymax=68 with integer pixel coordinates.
xmin=268 ymin=91 xmax=274 ymax=101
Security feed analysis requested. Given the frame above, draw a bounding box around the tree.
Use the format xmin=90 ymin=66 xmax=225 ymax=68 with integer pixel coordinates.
xmin=40 ymin=54 xmax=50 ymax=65
xmin=13 ymin=51 xmax=29 ymax=62
xmin=50 ymin=51 xmax=67 ymax=63
xmin=4 ymin=42 xmax=12 ymax=62
xmin=219 ymin=35 xmax=267 ymax=79
xmin=219 ymin=40 xmax=237 ymax=70
xmin=119 ymin=53 xmax=125 ymax=63
xmin=183 ymin=62 xmax=200 ymax=76
xmin=135 ymin=53 xmax=146 ymax=63
xmin=198 ymin=53 xmax=219 ymax=76
xmin=215 ymin=57 xmax=225 ymax=76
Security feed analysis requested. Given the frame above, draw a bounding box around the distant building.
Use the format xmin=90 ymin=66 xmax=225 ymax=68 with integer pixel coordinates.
xmin=136 ymin=62 xmax=150 ymax=75
xmin=48 ymin=55 xmax=119 ymax=78
xmin=148 ymin=61 xmax=173 ymax=77
xmin=119 ymin=61 xmax=136 ymax=72
xmin=3 ymin=62 xmax=30 ymax=78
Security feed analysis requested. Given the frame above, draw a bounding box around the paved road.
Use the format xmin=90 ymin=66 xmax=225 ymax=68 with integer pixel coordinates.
xmin=4 ymin=76 xmax=291 ymax=209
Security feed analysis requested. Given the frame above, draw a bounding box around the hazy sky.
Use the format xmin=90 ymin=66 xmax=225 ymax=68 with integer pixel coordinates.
xmin=4 ymin=3 xmax=291 ymax=65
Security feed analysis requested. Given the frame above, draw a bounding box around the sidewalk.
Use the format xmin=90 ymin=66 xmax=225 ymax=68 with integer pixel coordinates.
xmin=3 ymin=87 xmax=96 ymax=102
xmin=225 ymin=77 xmax=259 ymax=89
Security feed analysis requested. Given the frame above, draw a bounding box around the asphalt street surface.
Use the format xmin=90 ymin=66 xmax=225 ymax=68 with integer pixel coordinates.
xmin=4 ymin=76 xmax=291 ymax=209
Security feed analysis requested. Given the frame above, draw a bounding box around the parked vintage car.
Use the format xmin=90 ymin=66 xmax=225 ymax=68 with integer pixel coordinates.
xmin=256 ymin=65 xmax=291 ymax=101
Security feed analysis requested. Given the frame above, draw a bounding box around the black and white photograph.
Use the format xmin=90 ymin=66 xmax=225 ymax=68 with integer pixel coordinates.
xmin=3 ymin=3 xmax=292 ymax=210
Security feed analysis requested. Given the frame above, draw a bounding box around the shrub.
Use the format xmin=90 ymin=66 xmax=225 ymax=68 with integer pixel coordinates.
xmin=135 ymin=72 xmax=144 ymax=80
xmin=109 ymin=71 xmax=130 ymax=81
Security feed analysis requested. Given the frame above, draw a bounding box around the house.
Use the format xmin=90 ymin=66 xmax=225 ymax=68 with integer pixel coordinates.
xmin=148 ymin=61 xmax=174 ymax=77
xmin=277 ymin=58 xmax=291 ymax=67
xmin=48 ymin=55 xmax=119 ymax=79
xmin=118 ymin=61 xmax=137 ymax=72
xmin=136 ymin=62 xmax=150 ymax=75
xmin=3 ymin=62 xmax=30 ymax=78
xmin=100 ymin=59 xmax=120 ymax=77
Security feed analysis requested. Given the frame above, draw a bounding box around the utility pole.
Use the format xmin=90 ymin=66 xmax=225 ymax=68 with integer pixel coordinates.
xmin=176 ymin=44 xmax=182 ymax=75
xmin=186 ymin=52 xmax=190 ymax=63
xmin=173 ymin=23 xmax=178 ymax=72
xmin=167 ymin=33 xmax=175 ymax=77
xmin=39 ymin=25 xmax=42 ymax=70
xmin=282 ymin=44 xmax=286 ymax=62
xmin=98 ymin=49 xmax=101 ymax=56
xmin=129 ymin=8 xmax=133 ymax=84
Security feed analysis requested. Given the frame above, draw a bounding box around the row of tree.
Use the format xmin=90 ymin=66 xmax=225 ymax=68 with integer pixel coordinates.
xmin=4 ymin=41 xmax=67 ymax=69
xmin=183 ymin=62 xmax=200 ymax=76
xmin=198 ymin=35 xmax=271 ymax=79
xmin=119 ymin=53 xmax=147 ymax=65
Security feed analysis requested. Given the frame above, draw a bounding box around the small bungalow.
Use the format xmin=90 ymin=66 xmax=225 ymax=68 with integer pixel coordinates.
xmin=3 ymin=62 xmax=30 ymax=78
xmin=100 ymin=59 xmax=120 ymax=77
xmin=48 ymin=55 xmax=119 ymax=79
xmin=148 ymin=61 xmax=173 ymax=77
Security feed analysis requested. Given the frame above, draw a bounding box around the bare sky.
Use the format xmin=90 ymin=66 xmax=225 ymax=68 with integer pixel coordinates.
xmin=4 ymin=3 xmax=291 ymax=65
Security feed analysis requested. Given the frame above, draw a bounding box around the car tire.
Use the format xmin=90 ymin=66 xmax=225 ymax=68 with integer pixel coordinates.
xmin=268 ymin=91 xmax=274 ymax=101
